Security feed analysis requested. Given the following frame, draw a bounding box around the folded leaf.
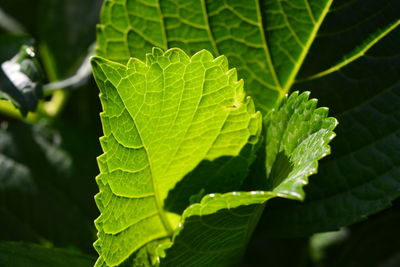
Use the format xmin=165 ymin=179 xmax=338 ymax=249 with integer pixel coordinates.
xmin=91 ymin=47 xmax=261 ymax=266
xmin=265 ymin=91 xmax=337 ymax=199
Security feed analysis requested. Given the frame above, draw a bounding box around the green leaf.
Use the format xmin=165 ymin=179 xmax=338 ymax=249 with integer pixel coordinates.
xmin=158 ymin=92 xmax=336 ymax=265
xmin=91 ymin=47 xmax=261 ymax=266
xmin=265 ymin=91 xmax=337 ymax=199
xmin=160 ymin=192 xmax=276 ymax=266
xmin=259 ymin=0 xmax=400 ymax=237
xmin=0 ymin=242 xmax=95 ymax=267
xmin=96 ymin=0 xmax=334 ymax=111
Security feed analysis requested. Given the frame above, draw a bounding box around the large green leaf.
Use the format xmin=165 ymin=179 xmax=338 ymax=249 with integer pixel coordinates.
xmin=91 ymin=48 xmax=261 ymax=266
xmin=0 ymin=242 xmax=95 ymax=267
xmin=94 ymin=0 xmax=399 ymax=261
xmin=258 ymin=0 xmax=400 ymax=237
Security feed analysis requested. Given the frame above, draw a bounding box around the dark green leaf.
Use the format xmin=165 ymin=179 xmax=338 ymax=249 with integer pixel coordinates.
xmin=312 ymin=200 xmax=400 ymax=267
xmin=260 ymin=1 xmax=400 ymax=237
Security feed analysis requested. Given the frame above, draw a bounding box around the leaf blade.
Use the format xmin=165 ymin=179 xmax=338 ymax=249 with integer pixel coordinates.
xmin=91 ymin=48 xmax=261 ymax=265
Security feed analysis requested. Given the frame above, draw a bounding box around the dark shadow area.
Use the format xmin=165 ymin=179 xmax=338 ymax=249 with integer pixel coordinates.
xmin=165 ymin=142 xmax=259 ymax=214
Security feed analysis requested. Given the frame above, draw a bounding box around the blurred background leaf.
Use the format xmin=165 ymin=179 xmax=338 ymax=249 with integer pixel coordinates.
xmin=0 ymin=0 xmax=103 ymax=261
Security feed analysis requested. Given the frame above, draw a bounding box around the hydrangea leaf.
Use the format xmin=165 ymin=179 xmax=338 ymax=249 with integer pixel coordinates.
xmin=91 ymin=47 xmax=261 ymax=266
xmin=160 ymin=192 xmax=276 ymax=266
xmin=265 ymin=91 xmax=338 ymax=199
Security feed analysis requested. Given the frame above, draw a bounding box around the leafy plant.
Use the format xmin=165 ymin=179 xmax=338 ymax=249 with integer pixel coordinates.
xmin=0 ymin=0 xmax=399 ymax=266
xmin=90 ymin=0 xmax=399 ymax=265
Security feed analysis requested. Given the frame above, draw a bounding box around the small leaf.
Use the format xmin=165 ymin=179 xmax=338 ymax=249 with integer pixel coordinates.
xmin=265 ymin=91 xmax=338 ymax=199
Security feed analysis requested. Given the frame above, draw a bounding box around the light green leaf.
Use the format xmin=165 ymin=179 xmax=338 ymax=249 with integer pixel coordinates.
xmin=158 ymin=91 xmax=336 ymax=265
xmin=0 ymin=242 xmax=95 ymax=267
xmin=91 ymin=47 xmax=261 ymax=266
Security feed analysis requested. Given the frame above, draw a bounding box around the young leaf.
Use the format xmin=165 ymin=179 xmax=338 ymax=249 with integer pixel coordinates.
xmin=265 ymin=91 xmax=337 ymax=199
xmin=91 ymin=48 xmax=261 ymax=266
